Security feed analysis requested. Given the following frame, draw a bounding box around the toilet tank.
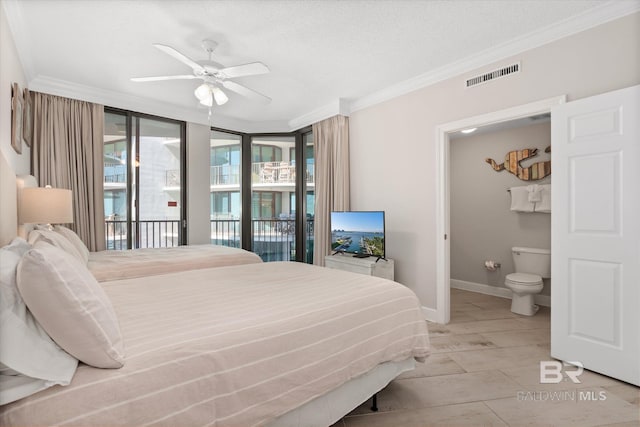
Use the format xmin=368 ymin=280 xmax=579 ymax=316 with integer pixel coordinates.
xmin=512 ymin=247 xmax=551 ymax=278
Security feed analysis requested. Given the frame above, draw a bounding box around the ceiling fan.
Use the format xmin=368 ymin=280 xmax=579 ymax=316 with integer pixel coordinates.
xmin=131 ymin=39 xmax=271 ymax=107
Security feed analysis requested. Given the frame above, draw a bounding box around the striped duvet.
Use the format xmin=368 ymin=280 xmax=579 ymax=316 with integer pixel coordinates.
xmin=88 ymin=244 xmax=263 ymax=282
xmin=0 ymin=262 xmax=430 ymax=427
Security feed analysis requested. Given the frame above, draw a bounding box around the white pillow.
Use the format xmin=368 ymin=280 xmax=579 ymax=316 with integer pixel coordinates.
xmin=54 ymin=225 xmax=90 ymax=264
xmin=28 ymin=228 xmax=84 ymax=264
xmin=0 ymin=373 xmax=61 ymax=406
xmin=17 ymin=241 xmax=125 ymax=369
xmin=0 ymin=238 xmax=77 ymax=404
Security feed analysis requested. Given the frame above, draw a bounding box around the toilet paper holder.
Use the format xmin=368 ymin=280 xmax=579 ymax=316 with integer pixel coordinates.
xmin=484 ymin=261 xmax=501 ymax=271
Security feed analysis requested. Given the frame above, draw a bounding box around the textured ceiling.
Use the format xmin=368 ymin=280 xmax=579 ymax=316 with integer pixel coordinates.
xmin=4 ymin=0 xmax=635 ymax=132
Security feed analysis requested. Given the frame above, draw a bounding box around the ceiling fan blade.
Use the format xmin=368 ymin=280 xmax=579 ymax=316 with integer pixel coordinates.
xmin=221 ymin=80 xmax=271 ymax=104
xmin=219 ymin=62 xmax=269 ymax=78
xmin=153 ymin=44 xmax=204 ymax=72
xmin=131 ymin=75 xmax=197 ymax=82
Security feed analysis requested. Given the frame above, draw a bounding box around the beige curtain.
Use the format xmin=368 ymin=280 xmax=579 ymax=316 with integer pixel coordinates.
xmin=312 ymin=115 xmax=350 ymax=266
xmin=32 ymin=92 xmax=106 ymax=251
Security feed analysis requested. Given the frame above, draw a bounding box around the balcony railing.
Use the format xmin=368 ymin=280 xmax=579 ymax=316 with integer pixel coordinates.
xmin=105 ymin=219 xmax=180 ymax=250
xmin=104 ymin=163 xmax=126 ymax=183
xmin=252 ymin=162 xmax=315 ymax=185
xmin=106 ymin=218 xmax=314 ymax=263
xmin=211 ymin=165 xmax=240 ymax=186
xmin=210 ymin=218 xmax=314 ymax=262
xmin=164 ymin=162 xmax=315 ymax=187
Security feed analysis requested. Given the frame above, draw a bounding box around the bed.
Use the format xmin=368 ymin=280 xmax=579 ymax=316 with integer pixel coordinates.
xmin=0 ymin=152 xmax=430 ymax=426
xmin=16 ymin=174 xmax=262 ymax=282
xmin=87 ymin=244 xmax=263 ymax=282
xmin=1 ymin=261 xmax=429 ymax=426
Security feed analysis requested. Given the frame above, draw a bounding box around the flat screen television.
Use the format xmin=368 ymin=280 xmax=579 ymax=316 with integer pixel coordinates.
xmin=330 ymin=211 xmax=385 ymax=258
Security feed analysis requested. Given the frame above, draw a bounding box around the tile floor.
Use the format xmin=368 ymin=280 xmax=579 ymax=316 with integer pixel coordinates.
xmin=334 ymin=289 xmax=640 ymax=427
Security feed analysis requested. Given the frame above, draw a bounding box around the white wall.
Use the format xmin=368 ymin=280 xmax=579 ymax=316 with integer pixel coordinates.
xmin=186 ymin=122 xmax=211 ymax=244
xmin=0 ymin=3 xmax=29 ymax=174
xmin=450 ymin=121 xmax=551 ymax=295
xmin=349 ymin=13 xmax=640 ymax=308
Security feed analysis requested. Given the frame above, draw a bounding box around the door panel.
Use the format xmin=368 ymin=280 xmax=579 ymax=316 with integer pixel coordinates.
xmin=569 ymin=152 xmax=620 ymax=234
xmin=568 ymin=259 xmax=621 ymax=346
xmin=551 ymin=85 xmax=639 ymax=385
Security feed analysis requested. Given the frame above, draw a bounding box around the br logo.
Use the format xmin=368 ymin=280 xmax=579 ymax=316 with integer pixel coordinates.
xmin=540 ymin=361 xmax=584 ymax=384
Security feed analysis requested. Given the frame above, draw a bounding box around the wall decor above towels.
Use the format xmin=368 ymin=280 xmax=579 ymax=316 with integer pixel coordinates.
xmin=10 ymin=82 xmax=23 ymax=154
xmin=486 ymin=146 xmax=551 ymax=181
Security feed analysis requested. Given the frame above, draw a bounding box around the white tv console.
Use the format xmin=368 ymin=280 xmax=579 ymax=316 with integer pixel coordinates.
xmin=325 ymin=255 xmax=394 ymax=280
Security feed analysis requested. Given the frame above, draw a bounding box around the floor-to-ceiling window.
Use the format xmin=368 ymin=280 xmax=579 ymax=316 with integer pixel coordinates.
xmin=103 ymin=109 xmax=185 ymax=249
xmin=104 ymin=109 xmax=311 ymax=260
xmin=210 ymin=129 xmax=242 ymax=246
xmin=289 ymin=131 xmax=315 ymax=263
xmin=251 ymin=136 xmax=295 ymax=261
xmin=104 ymin=111 xmax=129 ymax=249
xmin=303 ymin=131 xmax=315 ymax=263
xmin=208 ymin=129 xmax=313 ymax=262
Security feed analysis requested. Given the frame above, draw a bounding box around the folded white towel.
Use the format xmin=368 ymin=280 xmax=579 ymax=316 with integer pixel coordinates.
xmin=510 ymin=186 xmax=535 ymax=212
xmin=535 ymin=184 xmax=551 ymax=213
xmin=527 ymin=184 xmax=542 ymax=202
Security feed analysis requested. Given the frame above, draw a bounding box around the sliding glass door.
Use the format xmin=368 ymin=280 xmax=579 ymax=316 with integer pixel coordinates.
xmin=251 ymin=136 xmax=296 ymax=261
xmin=210 ymin=130 xmax=242 ymax=246
xmin=135 ymin=118 xmax=184 ymax=248
xmin=103 ymin=112 xmax=129 ymax=249
xmin=103 ymin=110 xmax=185 ymax=249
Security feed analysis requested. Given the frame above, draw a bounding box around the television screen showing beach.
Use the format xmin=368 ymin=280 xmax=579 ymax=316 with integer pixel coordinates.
xmin=331 ymin=211 xmax=384 ymax=256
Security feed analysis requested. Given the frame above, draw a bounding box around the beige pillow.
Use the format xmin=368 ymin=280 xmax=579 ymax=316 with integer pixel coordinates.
xmin=17 ymin=241 xmax=125 ymax=369
xmin=28 ymin=228 xmax=84 ymax=264
xmin=0 ymin=238 xmax=78 ymax=404
xmin=54 ymin=225 xmax=90 ymax=264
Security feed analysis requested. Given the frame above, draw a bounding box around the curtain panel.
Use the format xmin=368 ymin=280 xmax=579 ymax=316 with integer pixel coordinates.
xmin=312 ymin=115 xmax=350 ymax=266
xmin=31 ymin=92 xmax=106 ymax=251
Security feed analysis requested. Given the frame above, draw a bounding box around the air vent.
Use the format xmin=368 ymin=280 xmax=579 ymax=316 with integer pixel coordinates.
xmin=465 ymin=62 xmax=520 ymax=88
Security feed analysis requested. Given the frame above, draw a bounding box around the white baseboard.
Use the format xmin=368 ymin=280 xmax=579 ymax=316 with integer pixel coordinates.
xmin=451 ymin=279 xmax=550 ymax=307
xmin=421 ymin=306 xmax=439 ymax=323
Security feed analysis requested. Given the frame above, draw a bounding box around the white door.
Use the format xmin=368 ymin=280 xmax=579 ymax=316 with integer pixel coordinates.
xmin=551 ymin=85 xmax=639 ymax=386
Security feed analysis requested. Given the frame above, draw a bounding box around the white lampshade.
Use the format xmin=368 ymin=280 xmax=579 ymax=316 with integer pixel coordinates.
xmin=211 ymin=86 xmax=228 ymax=105
xmin=194 ymin=83 xmax=211 ymax=102
xmin=200 ymin=93 xmax=214 ymax=107
xmin=194 ymin=83 xmax=228 ymax=106
xmin=20 ymin=187 xmax=73 ymax=224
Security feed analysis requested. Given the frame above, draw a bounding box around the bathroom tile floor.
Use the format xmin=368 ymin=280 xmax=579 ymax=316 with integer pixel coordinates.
xmin=333 ymin=288 xmax=640 ymax=427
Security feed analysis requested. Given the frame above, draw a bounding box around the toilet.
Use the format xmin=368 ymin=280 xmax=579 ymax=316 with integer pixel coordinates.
xmin=505 ymin=247 xmax=550 ymax=316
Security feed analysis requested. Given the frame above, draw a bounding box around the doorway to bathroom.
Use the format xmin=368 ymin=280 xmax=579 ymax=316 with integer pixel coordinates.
xmin=434 ymin=96 xmax=565 ymax=324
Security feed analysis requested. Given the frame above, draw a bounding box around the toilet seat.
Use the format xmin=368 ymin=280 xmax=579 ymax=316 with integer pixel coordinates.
xmin=505 ymin=272 xmax=543 ymax=286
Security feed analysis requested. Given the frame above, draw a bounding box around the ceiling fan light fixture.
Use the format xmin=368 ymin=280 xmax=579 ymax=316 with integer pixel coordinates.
xmin=194 ymin=83 xmax=211 ymax=102
xmin=195 ymin=83 xmax=228 ymax=106
xmin=133 ymin=41 xmax=271 ymax=109
xmin=211 ymin=86 xmax=229 ymax=105
xmin=199 ymin=94 xmax=214 ymax=107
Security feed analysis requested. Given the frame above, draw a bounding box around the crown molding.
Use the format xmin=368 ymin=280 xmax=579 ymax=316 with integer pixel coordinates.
xmin=348 ymin=1 xmax=640 ymax=114
xmin=28 ymin=75 xmax=291 ymax=133
xmin=7 ymin=0 xmax=638 ymax=131
xmin=287 ymin=98 xmax=351 ymax=130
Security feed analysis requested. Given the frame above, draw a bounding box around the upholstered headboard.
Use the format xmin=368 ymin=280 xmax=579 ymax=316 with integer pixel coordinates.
xmin=0 ymin=151 xmax=17 ymax=246
xmin=16 ymin=174 xmax=38 ymax=239
xmin=0 ymin=151 xmax=38 ymax=246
